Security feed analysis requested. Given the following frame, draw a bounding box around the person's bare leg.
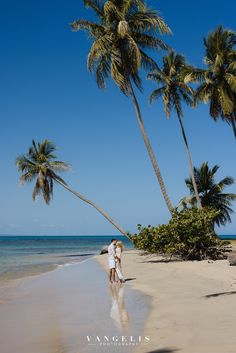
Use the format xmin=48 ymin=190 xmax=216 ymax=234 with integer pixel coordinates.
xmin=109 ymin=269 xmax=113 ymax=283
xmin=111 ymin=268 xmax=116 ymax=283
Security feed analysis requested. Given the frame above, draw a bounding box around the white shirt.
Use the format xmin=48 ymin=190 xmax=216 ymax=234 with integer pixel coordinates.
xmin=108 ymin=243 xmax=116 ymax=260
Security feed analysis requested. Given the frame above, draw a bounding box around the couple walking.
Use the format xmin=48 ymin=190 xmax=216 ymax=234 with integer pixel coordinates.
xmin=108 ymin=239 xmax=125 ymax=284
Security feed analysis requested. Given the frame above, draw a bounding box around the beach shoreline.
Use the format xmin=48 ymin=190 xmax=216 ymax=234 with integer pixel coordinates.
xmin=95 ymin=249 xmax=236 ymax=353
xmin=0 ymin=254 xmax=151 ymax=353
xmin=1 ymin=246 xmax=236 ymax=353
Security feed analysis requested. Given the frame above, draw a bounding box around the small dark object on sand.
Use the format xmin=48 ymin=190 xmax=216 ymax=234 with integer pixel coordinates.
xmin=100 ymin=246 xmax=108 ymax=255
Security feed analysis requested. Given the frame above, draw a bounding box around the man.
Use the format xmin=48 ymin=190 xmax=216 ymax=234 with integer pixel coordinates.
xmin=108 ymin=239 xmax=117 ymax=283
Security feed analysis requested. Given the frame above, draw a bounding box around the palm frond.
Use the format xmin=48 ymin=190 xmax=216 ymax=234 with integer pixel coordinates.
xmin=32 ymin=179 xmax=41 ymax=201
xmin=140 ymin=50 xmax=158 ymax=71
xmin=225 ymin=73 xmax=236 ymax=92
xmin=70 ymin=19 xmax=104 ymax=36
xmin=185 ymin=162 xmax=236 ymax=226
xmin=87 ymin=34 xmax=113 ymax=71
xmin=96 ymin=53 xmax=111 ymax=89
xmin=104 ymin=0 xmax=122 ymax=22
xmin=128 ymin=10 xmax=171 ymax=34
xmin=84 ymin=0 xmax=104 ymax=17
xmin=134 ymin=33 xmax=169 ymax=51
xmin=49 ymin=161 xmax=71 ymax=172
xmin=218 ymin=176 xmax=235 ymax=188
xmin=149 ymin=86 xmax=165 ymax=104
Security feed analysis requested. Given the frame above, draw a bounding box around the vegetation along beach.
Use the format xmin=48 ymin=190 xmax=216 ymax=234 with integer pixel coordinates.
xmin=0 ymin=0 xmax=236 ymax=352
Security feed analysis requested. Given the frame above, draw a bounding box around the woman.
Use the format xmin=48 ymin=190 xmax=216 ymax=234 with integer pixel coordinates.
xmin=115 ymin=241 xmax=125 ymax=283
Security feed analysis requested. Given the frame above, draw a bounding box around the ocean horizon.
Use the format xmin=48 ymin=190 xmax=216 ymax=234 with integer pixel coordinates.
xmin=0 ymin=234 xmax=234 ymax=286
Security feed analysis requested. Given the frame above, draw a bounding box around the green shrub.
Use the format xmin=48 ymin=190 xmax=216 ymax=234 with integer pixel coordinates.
xmin=130 ymin=208 xmax=229 ymax=260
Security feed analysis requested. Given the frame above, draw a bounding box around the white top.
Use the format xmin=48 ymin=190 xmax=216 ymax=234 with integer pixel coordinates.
xmin=116 ymin=247 xmax=122 ymax=259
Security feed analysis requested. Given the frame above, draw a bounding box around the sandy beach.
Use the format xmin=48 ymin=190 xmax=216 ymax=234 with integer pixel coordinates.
xmin=1 ymin=249 xmax=236 ymax=353
xmin=96 ymin=250 xmax=236 ymax=353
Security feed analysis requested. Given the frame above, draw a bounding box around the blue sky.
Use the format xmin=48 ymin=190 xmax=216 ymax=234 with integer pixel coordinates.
xmin=0 ymin=0 xmax=235 ymax=235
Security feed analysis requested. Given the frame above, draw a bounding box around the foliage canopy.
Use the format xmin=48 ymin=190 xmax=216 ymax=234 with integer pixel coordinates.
xmin=130 ymin=208 xmax=229 ymax=260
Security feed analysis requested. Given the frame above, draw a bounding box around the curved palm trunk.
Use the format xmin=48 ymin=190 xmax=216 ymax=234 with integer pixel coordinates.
xmin=54 ymin=177 xmax=129 ymax=239
xmin=129 ymin=83 xmax=173 ymax=213
xmin=176 ymin=112 xmax=202 ymax=209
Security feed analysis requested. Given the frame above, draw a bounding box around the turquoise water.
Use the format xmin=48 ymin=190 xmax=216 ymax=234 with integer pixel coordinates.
xmin=0 ymin=236 xmax=133 ymax=284
xmin=219 ymin=234 xmax=236 ymax=240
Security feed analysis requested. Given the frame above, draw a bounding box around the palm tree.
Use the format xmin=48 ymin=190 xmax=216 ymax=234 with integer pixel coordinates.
xmin=184 ymin=162 xmax=236 ymax=226
xmin=194 ymin=26 xmax=236 ymax=138
xmin=148 ymin=51 xmax=202 ymax=209
xmin=70 ymin=0 xmax=174 ymax=213
xmin=16 ymin=139 xmax=128 ymax=237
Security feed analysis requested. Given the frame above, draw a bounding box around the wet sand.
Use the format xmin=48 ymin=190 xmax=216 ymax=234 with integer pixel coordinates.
xmin=0 ymin=257 xmax=151 ymax=353
xmin=2 ymin=248 xmax=236 ymax=353
xmin=96 ymin=250 xmax=236 ymax=353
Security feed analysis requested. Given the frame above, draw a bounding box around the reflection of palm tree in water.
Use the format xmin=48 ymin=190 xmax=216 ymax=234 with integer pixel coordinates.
xmin=109 ymin=284 xmax=129 ymax=330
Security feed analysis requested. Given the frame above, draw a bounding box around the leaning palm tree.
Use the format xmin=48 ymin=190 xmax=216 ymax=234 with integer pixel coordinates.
xmin=16 ymin=139 xmax=128 ymax=237
xmin=194 ymin=26 xmax=236 ymax=138
xmin=70 ymin=0 xmax=174 ymax=213
xmin=148 ymin=51 xmax=202 ymax=209
xmin=184 ymin=162 xmax=236 ymax=226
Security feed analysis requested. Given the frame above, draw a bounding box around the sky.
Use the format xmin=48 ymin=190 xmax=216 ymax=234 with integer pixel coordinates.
xmin=0 ymin=0 xmax=235 ymax=236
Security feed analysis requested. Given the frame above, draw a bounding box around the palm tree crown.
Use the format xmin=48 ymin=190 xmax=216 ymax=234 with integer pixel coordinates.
xmin=71 ymin=0 xmax=171 ymax=95
xmin=16 ymin=140 xmax=70 ymax=204
xmin=148 ymin=51 xmax=193 ymax=117
xmin=194 ymin=26 xmax=236 ymax=137
xmin=184 ymin=162 xmax=236 ymax=226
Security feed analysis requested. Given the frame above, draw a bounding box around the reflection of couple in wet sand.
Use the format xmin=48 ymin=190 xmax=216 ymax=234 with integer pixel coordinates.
xmin=109 ymin=283 xmax=129 ymax=329
xmin=107 ymin=239 xmax=125 ymax=284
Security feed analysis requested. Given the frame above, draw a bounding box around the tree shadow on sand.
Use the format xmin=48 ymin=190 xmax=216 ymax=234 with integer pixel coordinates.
xmin=145 ymin=348 xmax=179 ymax=353
xmin=139 ymin=258 xmax=181 ymax=264
xmin=204 ymin=290 xmax=236 ymax=299
xmin=62 ymin=253 xmax=95 ymax=257
xmin=124 ymin=278 xmax=136 ymax=282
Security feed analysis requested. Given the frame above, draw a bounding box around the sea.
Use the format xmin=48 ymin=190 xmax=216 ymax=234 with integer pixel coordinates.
xmin=0 ymin=235 xmax=133 ymax=285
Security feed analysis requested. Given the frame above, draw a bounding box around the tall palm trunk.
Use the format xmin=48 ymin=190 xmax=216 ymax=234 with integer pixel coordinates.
xmin=176 ymin=111 xmax=202 ymax=209
xmin=129 ymin=83 xmax=173 ymax=213
xmin=54 ymin=177 xmax=129 ymax=238
xmin=231 ymin=116 xmax=236 ymax=139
